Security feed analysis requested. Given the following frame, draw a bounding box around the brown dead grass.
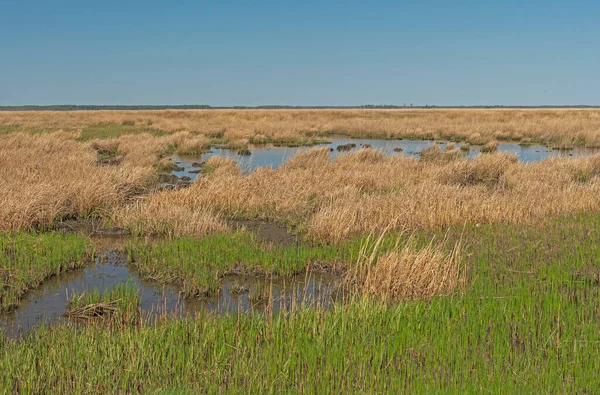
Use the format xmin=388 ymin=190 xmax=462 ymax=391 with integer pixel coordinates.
xmin=480 ymin=140 xmax=499 ymax=153
xmin=3 ymin=108 xmax=600 ymax=146
xmin=441 ymin=152 xmax=517 ymax=186
xmin=0 ymin=130 xmax=221 ymax=231
xmin=0 ymin=133 xmax=156 ymax=230
xmin=347 ymin=232 xmax=464 ymax=300
xmin=4 ymin=124 xmax=600 ymax=241
xmin=0 ymin=130 xmax=217 ymax=230
xmin=116 ymin=202 xmax=227 ymax=237
xmin=112 ymin=145 xmax=600 ymax=243
xmin=419 ymin=144 xmax=462 ymax=163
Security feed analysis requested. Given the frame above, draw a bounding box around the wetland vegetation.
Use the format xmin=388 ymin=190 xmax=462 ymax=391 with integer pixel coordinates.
xmin=2 ymin=109 xmax=600 ymax=392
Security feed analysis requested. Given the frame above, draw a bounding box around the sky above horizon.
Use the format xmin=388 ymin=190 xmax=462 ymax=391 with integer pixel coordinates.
xmin=1 ymin=0 xmax=599 ymax=106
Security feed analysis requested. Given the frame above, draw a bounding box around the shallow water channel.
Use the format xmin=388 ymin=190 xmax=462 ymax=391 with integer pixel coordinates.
xmin=0 ymin=248 xmax=339 ymax=339
xmin=172 ymin=138 xmax=600 ymax=181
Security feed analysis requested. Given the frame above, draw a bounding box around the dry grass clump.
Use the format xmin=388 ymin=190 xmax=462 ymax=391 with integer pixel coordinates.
xmin=284 ymin=147 xmax=331 ymax=170
xmin=114 ymin=199 xmax=227 ymax=236
xmin=109 ymin=133 xmax=177 ymax=167
xmin=348 ymin=233 xmax=464 ymax=300
xmin=6 ymin=127 xmax=600 ymax=243
xmin=202 ymin=156 xmax=241 ymax=177
xmin=480 ymin=140 xmax=499 ymax=153
xmin=0 ymin=130 xmax=218 ymax=231
xmin=168 ymin=131 xmax=211 ymax=154
xmin=91 ymin=131 xmax=208 ymax=169
xmin=340 ymin=147 xmax=386 ymax=164
xmin=419 ymin=144 xmax=462 ymax=163
xmin=86 ymin=134 xmax=161 ymax=168
xmin=569 ymin=155 xmax=600 ymax=184
xmin=65 ymin=283 xmax=141 ymax=327
xmin=0 ymin=133 xmax=154 ymax=230
xmin=66 ymin=297 xmax=121 ymax=320
xmin=3 ymin=108 xmax=600 ymax=146
xmin=111 ymin=144 xmax=600 ymax=243
xmin=467 ymin=133 xmax=488 ymax=145
xmin=441 ymin=152 xmax=517 ymax=186
xmin=90 ymin=139 xmax=119 ymax=157
xmin=85 ymin=131 xmax=210 ymax=168
xmin=224 ymin=138 xmax=250 ymax=150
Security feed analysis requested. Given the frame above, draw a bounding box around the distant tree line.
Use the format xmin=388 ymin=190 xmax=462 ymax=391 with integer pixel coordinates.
xmin=0 ymin=105 xmax=212 ymax=111
xmin=1 ymin=104 xmax=598 ymax=111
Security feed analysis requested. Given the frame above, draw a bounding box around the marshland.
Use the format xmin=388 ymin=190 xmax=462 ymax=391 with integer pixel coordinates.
xmin=2 ymin=108 xmax=600 ymax=392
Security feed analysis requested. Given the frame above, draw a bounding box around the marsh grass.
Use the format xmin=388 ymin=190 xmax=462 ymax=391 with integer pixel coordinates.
xmin=5 ymin=120 xmax=600 ymax=242
xmin=0 ymin=124 xmax=22 ymax=135
xmin=0 ymin=233 xmax=89 ymax=311
xmin=441 ymin=152 xmax=517 ymax=186
xmin=199 ymin=156 xmax=240 ymax=176
xmin=121 ymin=147 xmax=600 ymax=243
xmin=4 ymin=108 xmax=600 ymax=147
xmin=77 ymin=124 xmax=160 ymax=141
xmin=126 ymin=231 xmax=355 ymax=297
xmin=65 ymin=282 xmax=140 ymax=326
xmin=3 ymin=109 xmax=600 ymax=392
xmin=0 ymin=133 xmax=155 ymax=231
xmin=0 ymin=130 xmax=220 ymax=231
xmin=348 ymin=231 xmax=464 ymax=300
xmin=3 ymin=214 xmax=600 ymax=392
xmin=248 ymin=134 xmax=330 ymax=147
xmin=419 ymin=144 xmax=462 ymax=163
xmin=480 ymin=140 xmax=499 ymax=153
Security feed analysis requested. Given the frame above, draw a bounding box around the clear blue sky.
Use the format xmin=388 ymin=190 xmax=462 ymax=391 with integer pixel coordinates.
xmin=1 ymin=0 xmax=598 ymax=106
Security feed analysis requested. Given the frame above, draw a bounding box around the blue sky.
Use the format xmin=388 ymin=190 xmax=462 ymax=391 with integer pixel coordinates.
xmin=1 ymin=0 xmax=598 ymax=106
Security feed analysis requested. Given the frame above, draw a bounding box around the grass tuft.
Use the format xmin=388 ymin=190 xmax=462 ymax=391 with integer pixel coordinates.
xmin=65 ymin=282 xmax=140 ymax=326
xmin=348 ymin=231 xmax=463 ymax=300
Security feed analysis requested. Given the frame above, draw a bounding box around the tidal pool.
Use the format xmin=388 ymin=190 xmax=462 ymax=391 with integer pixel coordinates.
xmin=171 ymin=139 xmax=600 ymax=181
xmin=0 ymin=250 xmax=339 ymax=339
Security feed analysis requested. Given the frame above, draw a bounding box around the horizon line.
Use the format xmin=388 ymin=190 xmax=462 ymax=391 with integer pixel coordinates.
xmin=2 ymin=104 xmax=600 ymax=111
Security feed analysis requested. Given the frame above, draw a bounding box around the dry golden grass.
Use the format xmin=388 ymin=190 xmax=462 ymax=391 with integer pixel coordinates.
xmin=419 ymin=144 xmax=462 ymax=163
xmin=90 ymin=131 xmax=211 ymax=167
xmin=4 ymin=123 xmax=600 ymax=241
xmin=0 ymin=131 xmax=215 ymax=230
xmin=480 ymin=140 xmax=499 ymax=153
xmin=201 ymin=156 xmax=241 ymax=177
xmin=0 ymin=133 xmax=159 ymax=231
xmin=116 ymin=202 xmax=227 ymax=237
xmin=3 ymin=108 xmax=600 ymax=146
xmin=347 ymin=232 xmax=464 ymax=300
xmin=111 ymin=145 xmax=600 ymax=243
xmin=441 ymin=152 xmax=517 ymax=186
xmin=0 ymin=130 xmax=213 ymax=231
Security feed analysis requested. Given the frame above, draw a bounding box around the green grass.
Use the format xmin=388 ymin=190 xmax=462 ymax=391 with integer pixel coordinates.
xmin=77 ymin=124 xmax=163 ymax=141
xmin=2 ymin=214 xmax=600 ymax=391
xmin=246 ymin=135 xmax=331 ymax=147
xmin=0 ymin=125 xmax=23 ymax=135
xmin=66 ymin=282 xmax=140 ymax=326
xmin=0 ymin=233 xmax=90 ymax=311
xmin=126 ymin=231 xmax=358 ymax=296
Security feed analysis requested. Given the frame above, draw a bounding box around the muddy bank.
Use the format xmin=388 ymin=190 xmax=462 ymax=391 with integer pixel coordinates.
xmin=54 ymin=217 xmax=301 ymax=247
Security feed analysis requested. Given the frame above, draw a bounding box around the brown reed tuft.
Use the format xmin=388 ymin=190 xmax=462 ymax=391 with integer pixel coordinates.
xmin=347 ymin=231 xmax=464 ymax=300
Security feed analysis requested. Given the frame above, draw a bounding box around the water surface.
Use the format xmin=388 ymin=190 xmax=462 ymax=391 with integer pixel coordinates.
xmin=171 ymin=139 xmax=600 ymax=181
xmin=0 ymin=250 xmax=339 ymax=339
